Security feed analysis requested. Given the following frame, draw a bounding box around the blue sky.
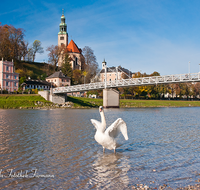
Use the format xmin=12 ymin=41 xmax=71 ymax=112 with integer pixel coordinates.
xmin=1 ymin=0 xmax=200 ymax=75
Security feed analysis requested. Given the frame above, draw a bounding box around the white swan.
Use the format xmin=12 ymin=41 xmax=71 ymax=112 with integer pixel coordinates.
xmin=91 ymin=106 xmax=128 ymax=153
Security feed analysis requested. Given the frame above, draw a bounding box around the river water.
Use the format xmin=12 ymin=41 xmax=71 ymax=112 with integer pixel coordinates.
xmin=0 ymin=107 xmax=200 ymax=189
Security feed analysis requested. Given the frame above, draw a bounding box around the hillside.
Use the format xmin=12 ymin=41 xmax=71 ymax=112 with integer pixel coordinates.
xmin=14 ymin=60 xmax=56 ymax=82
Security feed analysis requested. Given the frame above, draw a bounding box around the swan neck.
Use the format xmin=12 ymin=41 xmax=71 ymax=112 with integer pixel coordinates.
xmin=100 ymin=111 xmax=106 ymax=126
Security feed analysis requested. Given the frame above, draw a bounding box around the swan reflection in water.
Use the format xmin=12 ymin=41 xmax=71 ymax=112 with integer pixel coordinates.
xmin=88 ymin=152 xmax=131 ymax=189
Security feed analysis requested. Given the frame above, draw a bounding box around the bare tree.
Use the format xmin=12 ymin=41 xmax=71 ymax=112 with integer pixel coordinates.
xmin=20 ymin=41 xmax=29 ymax=61
xmin=46 ymin=44 xmax=66 ymax=67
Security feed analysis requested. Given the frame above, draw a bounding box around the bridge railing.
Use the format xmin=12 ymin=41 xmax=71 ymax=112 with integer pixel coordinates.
xmin=53 ymin=72 xmax=200 ymax=93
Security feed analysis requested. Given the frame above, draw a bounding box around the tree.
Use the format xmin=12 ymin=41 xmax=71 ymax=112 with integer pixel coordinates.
xmin=193 ymin=82 xmax=200 ymax=98
xmin=82 ymin=46 xmax=99 ymax=83
xmin=27 ymin=48 xmax=34 ymax=61
xmin=46 ymin=44 xmax=66 ymax=67
xmin=61 ymin=53 xmax=73 ymax=83
xmin=20 ymin=41 xmax=29 ymax=61
xmin=150 ymin=71 xmax=160 ymax=76
xmin=73 ymin=69 xmax=82 ymax=84
xmin=0 ymin=23 xmax=26 ymax=61
xmin=32 ymin=40 xmax=44 ymax=62
xmin=128 ymin=87 xmax=136 ymax=99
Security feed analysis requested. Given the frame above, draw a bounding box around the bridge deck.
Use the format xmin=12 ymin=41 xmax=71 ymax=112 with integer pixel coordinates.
xmin=53 ymin=73 xmax=200 ymax=94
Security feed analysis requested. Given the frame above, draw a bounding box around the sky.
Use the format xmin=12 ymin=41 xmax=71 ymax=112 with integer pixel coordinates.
xmin=1 ymin=0 xmax=200 ymax=76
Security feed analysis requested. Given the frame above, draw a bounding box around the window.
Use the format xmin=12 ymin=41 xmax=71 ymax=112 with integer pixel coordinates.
xmin=14 ymin=75 xmax=17 ymax=79
xmin=60 ymin=37 xmax=64 ymax=40
xmin=75 ymin=57 xmax=78 ymax=65
xmin=55 ymin=79 xmax=56 ymax=82
xmin=6 ymin=74 xmax=9 ymax=79
xmin=6 ymin=66 xmax=9 ymax=71
xmin=14 ymin=82 xmax=17 ymax=87
xmin=6 ymin=82 xmax=9 ymax=86
xmin=109 ymin=79 xmax=111 ymax=81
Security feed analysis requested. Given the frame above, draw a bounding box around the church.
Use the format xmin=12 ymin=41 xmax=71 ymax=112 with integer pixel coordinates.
xmin=57 ymin=10 xmax=83 ymax=70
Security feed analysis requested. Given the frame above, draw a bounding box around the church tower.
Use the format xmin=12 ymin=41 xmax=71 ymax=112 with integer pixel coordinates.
xmin=58 ymin=9 xmax=68 ymax=47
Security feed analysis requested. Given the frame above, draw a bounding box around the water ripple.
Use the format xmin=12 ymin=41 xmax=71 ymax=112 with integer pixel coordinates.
xmin=0 ymin=108 xmax=200 ymax=189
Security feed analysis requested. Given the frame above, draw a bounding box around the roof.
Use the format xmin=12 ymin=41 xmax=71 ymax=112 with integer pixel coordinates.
xmin=21 ymin=79 xmax=51 ymax=86
xmin=100 ymin=66 xmax=133 ymax=74
xmin=46 ymin=71 xmax=70 ymax=79
xmin=67 ymin=40 xmax=81 ymax=53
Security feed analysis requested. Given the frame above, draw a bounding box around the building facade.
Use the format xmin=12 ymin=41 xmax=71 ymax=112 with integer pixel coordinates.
xmin=0 ymin=59 xmax=19 ymax=92
xmin=98 ymin=60 xmax=134 ymax=82
xmin=46 ymin=71 xmax=71 ymax=87
xmin=58 ymin=10 xmax=83 ymax=70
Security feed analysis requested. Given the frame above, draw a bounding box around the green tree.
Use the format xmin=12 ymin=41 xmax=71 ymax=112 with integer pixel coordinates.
xmin=19 ymin=76 xmax=26 ymax=85
xmin=82 ymin=46 xmax=99 ymax=83
xmin=61 ymin=53 xmax=73 ymax=83
xmin=32 ymin=40 xmax=44 ymax=62
xmin=73 ymin=69 xmax=82 ymax=84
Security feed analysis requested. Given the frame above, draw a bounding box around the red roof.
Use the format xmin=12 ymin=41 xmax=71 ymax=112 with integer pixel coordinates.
xmin=67 ymin=40 xmax=81 ymax=53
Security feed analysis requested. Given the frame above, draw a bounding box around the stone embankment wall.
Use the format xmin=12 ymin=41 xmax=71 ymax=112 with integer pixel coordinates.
xmin=38 ymin=89 xmax=67 ymax=104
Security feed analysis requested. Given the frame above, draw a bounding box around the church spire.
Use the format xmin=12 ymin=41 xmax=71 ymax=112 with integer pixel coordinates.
xmin=58 ymin=9 xmax=67 ymax=35
xmin=58 ymin=9 xmax=68 ymax=47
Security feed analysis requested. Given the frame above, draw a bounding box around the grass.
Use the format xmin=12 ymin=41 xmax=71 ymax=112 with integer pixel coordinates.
xmin=1 ymin=95 xmax=200 ymax=109
xmin=67 ymin=96 xmax=200 ymax=108
xmin=0 ymin=94 xmax=53 ymax=109
xmin=67 ymin=96 xmax=102 ymax=108
xmin=15 ymin=60 xmax=55 ymax=80
xmin=120 ymin=99 xmax=200 ymax=107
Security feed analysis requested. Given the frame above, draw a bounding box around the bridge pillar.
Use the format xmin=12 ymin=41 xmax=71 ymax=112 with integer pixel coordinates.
xmin=49 ymin=88 xmax=67 ymax=104
xmin=103 ymin=88 xmax=119 ymax=108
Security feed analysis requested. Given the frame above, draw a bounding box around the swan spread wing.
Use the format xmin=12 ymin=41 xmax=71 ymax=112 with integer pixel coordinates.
xmin=105 ymin=118 xmax=128 ymax=140
xmin=91 ymin=119 xmax=101 ymax=130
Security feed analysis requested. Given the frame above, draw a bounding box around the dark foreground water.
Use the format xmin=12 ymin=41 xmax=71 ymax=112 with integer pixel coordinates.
xmin=0 ymin=107 xmax=200 ymax=189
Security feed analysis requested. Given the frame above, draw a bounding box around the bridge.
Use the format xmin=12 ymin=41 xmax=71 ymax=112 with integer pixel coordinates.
xmin=53 ymin=72 xmax=200 ymax=94
xmin=50 ymin=60 xmax=200 ymax=107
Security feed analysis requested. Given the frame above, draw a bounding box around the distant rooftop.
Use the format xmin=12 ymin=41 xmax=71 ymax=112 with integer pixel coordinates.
xmin=100 ymin=66 xmax=133 ymax=74
xmin=21 ymin=79 xmax=51 ymax=86
xmin=46 ymin=71 xmax=70 ymax=79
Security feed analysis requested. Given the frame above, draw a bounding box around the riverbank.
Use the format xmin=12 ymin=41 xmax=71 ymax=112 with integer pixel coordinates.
xmin=68 ymin=96 xmax=200 ymax=108
xmin=1 ymin=94 xmax=200 ymax=109
xmin=0 ymin=94 xmax=54 ymax=109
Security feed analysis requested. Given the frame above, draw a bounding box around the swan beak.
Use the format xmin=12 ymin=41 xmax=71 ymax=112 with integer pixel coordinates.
xmin=99 ymin=106 xmax=103 ymax=112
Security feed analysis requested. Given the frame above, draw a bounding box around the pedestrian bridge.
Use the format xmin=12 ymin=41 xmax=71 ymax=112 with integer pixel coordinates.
xmin=53 ymin=72 xmax=200 ymax=94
